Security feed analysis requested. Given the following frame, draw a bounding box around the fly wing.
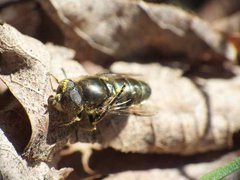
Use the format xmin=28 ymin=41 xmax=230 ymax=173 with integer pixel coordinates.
xmin=96 ymin=72 xmax=153 ymax=116
xmin=127 ymin=104 xmax=157 ymax=116
xmin=97 ymin=72 xmax=143 ymax=80
xmin=108 ymin=103 xmax=157 ymax=116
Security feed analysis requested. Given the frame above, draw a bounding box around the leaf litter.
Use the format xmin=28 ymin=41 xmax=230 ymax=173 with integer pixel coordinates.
xmin=0 ymin=0 xmax=240 ymax=179
xmin=41 ymin=0 xmax=237 ymax=63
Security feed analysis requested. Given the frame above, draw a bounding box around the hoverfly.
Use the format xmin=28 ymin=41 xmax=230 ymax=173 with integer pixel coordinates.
xmin=48 ymin=73 xmax=152 ymax=131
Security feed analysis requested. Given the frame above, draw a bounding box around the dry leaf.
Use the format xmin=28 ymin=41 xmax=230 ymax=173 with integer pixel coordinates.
xmin=0 ymin=23 xmax=52 ymax=161
xmin=0 ymin=129 xmax=72 ymax=179
xmin=199 ymin=0 xmax=240 ymax=22
xmin=0 ymin=100 xmax=31 ymax=153
xmin=0 ymin=1 xmax=41 ymax=37
xmin=213 ymin=12 xmax=240 ymax=34
xmin=41 ymin=0 xmax=237 ymax=62
xmin=0 ymin=24 xmax=86 ymax=161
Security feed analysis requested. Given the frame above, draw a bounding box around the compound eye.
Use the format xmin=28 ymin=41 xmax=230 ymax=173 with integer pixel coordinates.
xmin=69 ymin=88 xmax=82 ymax=106
xmin=67 ymin=80 xmax=75 ymax=90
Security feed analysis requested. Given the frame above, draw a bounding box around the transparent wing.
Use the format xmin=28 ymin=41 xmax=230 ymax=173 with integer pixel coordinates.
xmin=108 ymin=103 xmax=157 ymax=116
xmin=97 ymin=72 xmax=143 ymax=79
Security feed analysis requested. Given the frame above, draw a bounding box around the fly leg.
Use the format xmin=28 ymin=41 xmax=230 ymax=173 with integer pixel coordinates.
xmin=60 ymin=115 xmax=97 ymax=132
xmin=59 ymin=116 xmax=81 ymax=127
xmin=79 ymin=126 xmax=96 ymax=132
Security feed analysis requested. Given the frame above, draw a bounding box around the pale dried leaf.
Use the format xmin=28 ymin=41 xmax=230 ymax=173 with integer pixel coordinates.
xmin=0 ymin=23 xmax=52 ymax=160
xmin=202 ymin=76 xmax=240 ymax=149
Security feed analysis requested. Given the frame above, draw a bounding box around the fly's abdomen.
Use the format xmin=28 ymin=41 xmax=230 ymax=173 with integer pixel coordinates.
xmin=111 ymin=77 xmax=151 ymax=106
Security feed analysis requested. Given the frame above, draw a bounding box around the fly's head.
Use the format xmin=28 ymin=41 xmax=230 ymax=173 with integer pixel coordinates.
xmin=50 ymin=79 xmax=83 ymax=114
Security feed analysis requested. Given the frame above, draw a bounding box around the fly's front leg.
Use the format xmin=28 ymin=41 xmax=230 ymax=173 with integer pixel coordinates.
xmin=60 ymin=116 xmax=96 ymax=131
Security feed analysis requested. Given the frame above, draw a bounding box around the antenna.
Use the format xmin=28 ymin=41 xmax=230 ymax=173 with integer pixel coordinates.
xmin=48 ymin=73 xmax=59 ymax=92
xmin=61 ymin=68 xmax=68 ymax=79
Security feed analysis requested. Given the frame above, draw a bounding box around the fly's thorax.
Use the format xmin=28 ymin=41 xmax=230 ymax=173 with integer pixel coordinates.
xmin=77 ymin=77 xmax=109 ymax=106
xmin=52 ymin=79 xmax=83 ymax=114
